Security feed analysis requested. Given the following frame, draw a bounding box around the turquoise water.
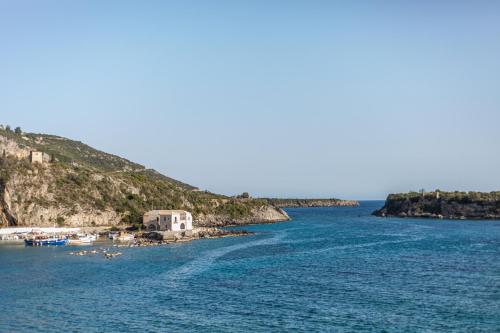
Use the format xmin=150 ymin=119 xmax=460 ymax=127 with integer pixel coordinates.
xmin=1 ymin=201 xmax=500 ymax=332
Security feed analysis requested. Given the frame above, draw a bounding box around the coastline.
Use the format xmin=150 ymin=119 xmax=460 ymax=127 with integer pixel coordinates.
xmin=265 ymin=198 xmax=359 ymax=208
xmin=67 ymin=227 xmax=254 ymax=257
xmin=374 ymin=191 xmax=500 ymax=220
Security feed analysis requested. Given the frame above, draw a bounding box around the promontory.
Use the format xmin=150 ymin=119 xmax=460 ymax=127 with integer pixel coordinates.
xmin=263 ymin=198 xmax=358 ymax=208
xmin=373 ymin=191 xmax=500 ymax=220
xmin=0 ymin=127 xmax=289 ymax=228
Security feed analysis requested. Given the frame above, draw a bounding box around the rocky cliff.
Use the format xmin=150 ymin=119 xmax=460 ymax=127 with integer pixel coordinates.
xmin=195 ymin=205 xmax=289 ymax=227
xmin=264 ymin=198 xmax=359 ymax=208
xmin=373 ymin=191 xmax=500 ymax=220
xmin=0 ymin=128 xmax=289 ymax=228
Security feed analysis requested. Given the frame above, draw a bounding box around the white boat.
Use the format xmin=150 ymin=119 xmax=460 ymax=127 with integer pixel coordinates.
xmin=112 ymin=232 xmax=134 ymax=242
xmin=84 ymin=234 xmax=98 ymax=242
xmin=67 ymin=234 xmax=95 ymax=245
xmin=108 ymin=231 xmax=119 ymax=240
xmin=1 ymin=234 xmax=21 ymax=241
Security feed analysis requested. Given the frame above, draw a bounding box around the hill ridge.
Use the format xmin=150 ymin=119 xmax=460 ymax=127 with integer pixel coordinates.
xmin=0 ymin=126 xmax=288 ymax=228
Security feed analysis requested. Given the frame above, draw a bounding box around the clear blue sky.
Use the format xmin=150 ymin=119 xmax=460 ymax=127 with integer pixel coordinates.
xmin=1 ymin=1 xmax=499 ymax=199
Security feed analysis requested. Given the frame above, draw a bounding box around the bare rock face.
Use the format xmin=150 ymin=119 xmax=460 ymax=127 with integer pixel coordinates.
xmin=374 ymin=191 xmax=500 ymax=220
xmin=0 ymin=178 xmax=125 ymax=227
xmin=0 ymin=131 xmax=290 ymax=228
xmin=0 ymin=154 xmax=126 ymax=227
xmin=195 ymin=206 xmax=290 ymax=227
xmin=0 ymin=136 xmax=31 ymax=159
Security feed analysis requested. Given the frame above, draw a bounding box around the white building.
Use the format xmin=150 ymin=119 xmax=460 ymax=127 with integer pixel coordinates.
xmin=143 ymin=210 xmax=193 ymax=235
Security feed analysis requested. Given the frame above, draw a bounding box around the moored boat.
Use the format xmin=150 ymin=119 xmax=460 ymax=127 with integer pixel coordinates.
xmin=112 ymin=232 xmax=134 ymax=242
xmin=108 ymin=231 xmax=119 ymax=240
xmin=67 ymin=234 xmax=97 ymax=245
xmin=25 ymin=237 xmax=68 ymax=246
xmin=1 ymin=234 xmax=21 ymax=241
xmin=87 ymin=234 xmax=98 ymax=242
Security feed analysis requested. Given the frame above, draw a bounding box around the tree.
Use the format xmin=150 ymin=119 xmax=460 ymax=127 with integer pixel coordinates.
xmin=5 ymin=125 xmax=12 ymax=132
xmin=14 ymin=127 xmax=22 ymax=135
xmin=56 ymin=216 xmax=65 ymax=227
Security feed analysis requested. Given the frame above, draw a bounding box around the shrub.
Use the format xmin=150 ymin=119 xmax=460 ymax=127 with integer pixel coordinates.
xmin=56 ymin=216 xmax=65 ymax=226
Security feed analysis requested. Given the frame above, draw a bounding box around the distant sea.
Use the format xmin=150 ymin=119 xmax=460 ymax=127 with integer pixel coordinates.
xmin=1 ymin=201 xmax=499 ymax=332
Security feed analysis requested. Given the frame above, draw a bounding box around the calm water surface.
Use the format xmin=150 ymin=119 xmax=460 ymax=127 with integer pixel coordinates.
xmin=1 ymin=201 xmax=500 ymax=332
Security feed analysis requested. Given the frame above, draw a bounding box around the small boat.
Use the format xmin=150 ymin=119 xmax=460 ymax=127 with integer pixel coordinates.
xmin=112 ymin=232 xmax=134 ymax=242
xmin=87 ymin=234 xmax=98 ymax=242
xmin=25 ymin=237 xmax=68 ymax=246
xmin=1 ymin=234 xmax=20 ymax=241
xmin=108 ymin=231 xmax=119 ymax=240
xmin=67 ymin=234 xmax=95 ymax=245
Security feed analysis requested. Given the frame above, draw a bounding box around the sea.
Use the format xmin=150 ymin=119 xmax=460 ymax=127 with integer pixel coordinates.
xmin=1 ymin=201 xmax=499 ymax=332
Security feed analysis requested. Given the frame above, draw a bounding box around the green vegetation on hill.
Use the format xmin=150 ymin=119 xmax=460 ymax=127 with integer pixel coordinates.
xmin=374 ymin=190 xmax=500 ymax=220
xmin=0 ymin=127 xmax=287 ymax=227
xmin=388 ymin=191 xmax=500 ymax=203
xmin=263 ymin=198 xmax=358 ymax=208
xmin=1 ymin=126 xmax=196 ymax=190
xmin=1 ymin=127 xmax=143 ymax=172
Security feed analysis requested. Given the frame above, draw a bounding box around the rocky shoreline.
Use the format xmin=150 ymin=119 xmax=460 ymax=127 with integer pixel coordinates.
xmin=374 ymin=191 xmax=500 ymax=220
xmin=265 ymin=198 xmax=359 ymax=208
xmin=141 ymin=227 xmax=254 ymax=242
xmin=194 ymin=206 xmax=290 ymax=227
xmin=69 ymin=227 xmax=253 ymax=258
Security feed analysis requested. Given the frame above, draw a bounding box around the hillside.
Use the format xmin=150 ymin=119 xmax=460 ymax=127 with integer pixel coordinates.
xmin=0 ymin=126 xmax=289 ymax=228
xmin=373 ymin=191 xmax=500 ymax=220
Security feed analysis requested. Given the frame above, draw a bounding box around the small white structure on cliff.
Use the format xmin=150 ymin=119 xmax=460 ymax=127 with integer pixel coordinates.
xmin=29 ymin=150 xmax=51 ymax=164
xmin=143 ymin=210 xmax=193 ymax=235
xmin=30 ymin=151 xmax=44 ymax=164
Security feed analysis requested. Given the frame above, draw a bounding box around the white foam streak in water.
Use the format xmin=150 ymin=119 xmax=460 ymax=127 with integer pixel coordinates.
xmin=163 ymin=231 xmax=286 ymax=286
xmin=303 ymin=236 xmax=425 ymax=255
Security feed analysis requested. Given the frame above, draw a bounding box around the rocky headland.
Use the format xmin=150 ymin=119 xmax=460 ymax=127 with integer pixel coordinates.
xmin=373 ymin=191 xmax=500 ymax=220
xmin=264 ymin=198 xmax=359 ymax=208
xmin=0 ymin=127 xmax=289 ymax=228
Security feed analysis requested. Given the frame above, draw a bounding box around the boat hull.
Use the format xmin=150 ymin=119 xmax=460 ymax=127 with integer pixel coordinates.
xmin=68 ymin=238 xmax=93 ymax=245
xmin=25 ymin=239 xmax=68 ymax=246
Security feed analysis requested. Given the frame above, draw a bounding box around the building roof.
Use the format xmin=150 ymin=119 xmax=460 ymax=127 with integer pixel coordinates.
xmin=143 ymin=210 xmax=191 ymax=216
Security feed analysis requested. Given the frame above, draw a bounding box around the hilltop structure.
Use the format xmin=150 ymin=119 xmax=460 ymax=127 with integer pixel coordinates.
xmin=29 ymin=151 xmax=44 ymax=164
